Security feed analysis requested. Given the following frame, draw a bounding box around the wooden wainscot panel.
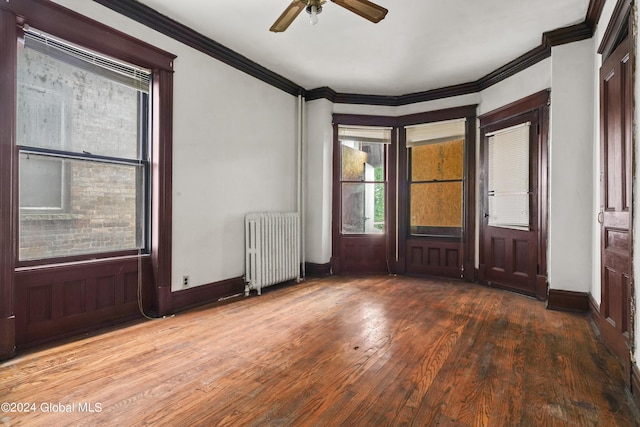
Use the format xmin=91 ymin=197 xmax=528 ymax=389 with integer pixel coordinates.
xmin=339 ymin=236 xmax=388 ymax=274
xmin=406 ymin=239 xmax=462 ymax=279
xmin=15 ymin=256 xmax=152 ymax=348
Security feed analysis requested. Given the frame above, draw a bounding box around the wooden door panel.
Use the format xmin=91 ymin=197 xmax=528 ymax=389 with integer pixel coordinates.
xmin=599 ymin=36 xmax=632 ymax=367
xmin=605 ymin=229 xmax=630 ymax=251
xmin=602 ymin=268 xmax=628 ymax=332
xmin=490 ymin=237 xmax=506 ymax=271
xmin=340 ymin=237 xmax=387 ymax=274
xmin=513 ymin=238 xmax=531 ymax=275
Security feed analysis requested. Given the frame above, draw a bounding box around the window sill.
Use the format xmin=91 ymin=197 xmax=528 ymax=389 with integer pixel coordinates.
xmin=20 ymin=213 xmax=80 ymax=221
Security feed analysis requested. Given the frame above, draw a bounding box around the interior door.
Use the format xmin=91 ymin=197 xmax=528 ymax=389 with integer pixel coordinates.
xmin=332 ymin=124 xmax=394 ymax=274
xmin=480 ymin=111 xmax=540 ymax=297
xmin=599 ymin=36 xmax=632 ymax=368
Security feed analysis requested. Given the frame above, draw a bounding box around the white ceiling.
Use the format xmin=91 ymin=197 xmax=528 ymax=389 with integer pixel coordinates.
xmin=137 ymin=0 xmax=590 ymax=96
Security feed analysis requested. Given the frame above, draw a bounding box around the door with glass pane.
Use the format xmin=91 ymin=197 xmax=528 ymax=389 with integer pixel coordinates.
xmin=480 ymin=111 xmax=539 ymax=296
xmin=332 ymin=125 xmax=392 ymax=274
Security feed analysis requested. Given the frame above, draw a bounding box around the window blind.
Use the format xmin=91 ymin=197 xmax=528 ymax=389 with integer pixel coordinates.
xmin=23 ymin=28 xmax=151 ymax=93
xmin=405 ymin=118 xmax=466 ymax=147
xmin=338 ymin=125 xmax=392 ymax=144
xmin=487 ymin=122 xmax=530 ymax=230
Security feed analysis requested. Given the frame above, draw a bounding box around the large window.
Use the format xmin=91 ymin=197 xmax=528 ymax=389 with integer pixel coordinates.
xmin=339 ymin=126 xmax=391 ymax=234
xmin=406 ymin=119 xmax=466 ymax=238
xmin=17 ymin=29 xmax=150 ymax=261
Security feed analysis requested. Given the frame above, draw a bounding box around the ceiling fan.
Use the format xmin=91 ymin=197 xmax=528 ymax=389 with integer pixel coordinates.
xmin=270 ymin=0 xmax=388 ymax=32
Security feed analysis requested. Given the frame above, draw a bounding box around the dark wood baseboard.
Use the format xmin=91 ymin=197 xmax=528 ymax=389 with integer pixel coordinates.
xmin=157 ymin=285 xmax=172 ymax=317
xmin=588 ymin=293 xmax=601 ymax=321
xmin=477 ymin=265 xmax=486 ymax=283
xmin=172 ymin=276 xmax=245 ymax=313
xmin=536 ymin=275 xmax=548 ymax=301
xmin=0 ymin=315 xmax=15 ymax=361
xmin=305 ymin=262 xmax=332 ymax=277
xmin=632 ymin=363 xmax=640 ymax=409
xmin=546 ymin=289 xmax=589 ymax=312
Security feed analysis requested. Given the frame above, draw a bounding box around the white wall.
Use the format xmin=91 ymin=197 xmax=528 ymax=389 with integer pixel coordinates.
xmin=305 ymin=99 xmax=334 ymax=264
xmin=478 ymin=59 xmax=551 ymax=116
xmin=53 ymin=0 xmax=299 ymax=292
xmin=547 ymin=39 xmax=595 ymax=293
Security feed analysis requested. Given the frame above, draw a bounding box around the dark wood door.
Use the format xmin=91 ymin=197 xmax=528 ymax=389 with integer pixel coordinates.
xmin=331 ymin=122 xmax=396 ymax=274
xmin=599 ymin=36 xmax=632 ymax=368
xmin=480 ymin=111 xmax=540 ymax=297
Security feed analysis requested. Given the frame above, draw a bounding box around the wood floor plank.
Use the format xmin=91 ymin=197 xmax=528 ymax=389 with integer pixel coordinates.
xmin=1 ymin=276 xmax=638 ymax=426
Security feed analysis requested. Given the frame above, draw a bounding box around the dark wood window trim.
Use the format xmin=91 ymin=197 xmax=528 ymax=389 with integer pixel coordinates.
xmin=331 ymin=105 xmax=476 ymax=279
xmin=0 ymin=0 xmax=175 ymax=358
xmin=0 ymin=8 xmax=18 ymax=360
xmin=3 ymin=0 xmax=173 ymax=71
xmin=331 ymin=115 xmax=398 ymax=274
xmin=397 ymin=106 xmax=477 ymax=280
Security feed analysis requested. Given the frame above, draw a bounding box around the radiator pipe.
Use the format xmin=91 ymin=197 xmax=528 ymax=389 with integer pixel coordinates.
xmin=297 ymin=94 xmax=306 ymax=279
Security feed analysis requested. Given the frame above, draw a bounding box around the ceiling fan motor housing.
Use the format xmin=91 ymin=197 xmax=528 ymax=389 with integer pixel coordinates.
xmin=306 ymin=5 xmax=322 ymax=15
xmin=306 ymin=0 xmax=324 ymax=16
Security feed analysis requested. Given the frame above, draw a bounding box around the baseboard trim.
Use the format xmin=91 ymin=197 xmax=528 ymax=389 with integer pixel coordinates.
xmin=632 ymin=363 xmax=640 ymax=409
xmin=546 ymin=289 xmax=589 ymax=312
xmin=536 ymin=275 xmax=548 ymax=301
xmin=0 ymin=315 xmax=16 ymax=361
xmin=172 ymin=276 xmax=245 ymax=313
xmin=588 ymin=294 xmax=601 ymax=317
xmin=305 ymin=262 xmax=332 ymax=277
xmin=588 ymin=293 xmax=602 ymax=334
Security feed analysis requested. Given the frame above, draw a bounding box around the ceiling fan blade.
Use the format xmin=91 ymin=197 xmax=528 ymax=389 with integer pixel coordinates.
xmin=331 ymin=0 xmax=388 ymax=23
xmin=270 ymin=1 xmax=306 ymax=32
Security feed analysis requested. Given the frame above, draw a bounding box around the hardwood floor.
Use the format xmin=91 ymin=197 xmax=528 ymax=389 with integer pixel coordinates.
xmin=1 ymin=275 xmax=638 ymax=426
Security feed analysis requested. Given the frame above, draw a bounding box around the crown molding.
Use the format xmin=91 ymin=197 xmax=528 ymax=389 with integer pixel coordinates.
xmin=93 ymin=0 xmax=600 ymax=106
xmin=93 ymin=0 xmax=303 ymax=96
xmin=306 ymin=87 xmax=337 ymax=102
xmin=586 ymin=0 xmax=607 ymax=29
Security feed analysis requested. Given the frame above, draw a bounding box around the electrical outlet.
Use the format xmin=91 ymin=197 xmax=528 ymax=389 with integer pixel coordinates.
xmin=182 ymin=275 xmax=189 ymax=288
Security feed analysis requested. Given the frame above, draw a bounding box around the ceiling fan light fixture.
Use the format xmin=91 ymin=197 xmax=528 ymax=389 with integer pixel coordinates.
xmin=269 ymin=0 xmax=386 ymax=33
xmin=306 ymin=4 xmax=322 ymax=25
